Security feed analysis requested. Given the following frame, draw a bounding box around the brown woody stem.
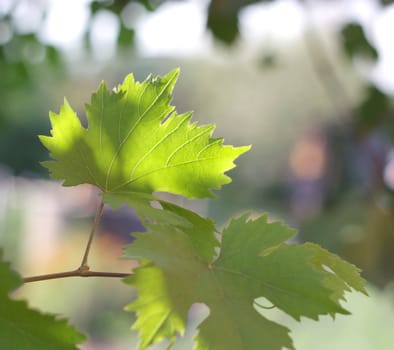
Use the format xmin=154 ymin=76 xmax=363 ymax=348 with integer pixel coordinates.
xmin=23 ymin=269 xmax=131 ymax=283
xmin=80 ymin=200 xmax=105 ymax=268
xmin=22 ymin=199 xmax=133 ymax=284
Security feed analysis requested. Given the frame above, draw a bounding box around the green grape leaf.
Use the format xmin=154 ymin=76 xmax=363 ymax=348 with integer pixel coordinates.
xmin=103 ymin=191 xmax=219 ymax=262
xmin=123 ymin=213 xmax=367 ymax=350
xmin=0 ymin=250 xmax=86 ymax=349
xmin=39 ymin=69 xmax=250 ymax=199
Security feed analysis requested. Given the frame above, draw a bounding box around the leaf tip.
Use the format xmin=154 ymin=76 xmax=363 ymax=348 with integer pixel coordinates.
xmin=163 ymin=67 xmax=181 ymax=84
xmin=170 ymin=67 xmax=181 ymax=76
xmin=63 ymin=96 xmax=70 ymax=106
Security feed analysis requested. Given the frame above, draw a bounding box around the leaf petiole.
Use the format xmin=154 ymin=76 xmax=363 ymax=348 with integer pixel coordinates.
xmin=80 ymin=200 xmax=105 ymax=268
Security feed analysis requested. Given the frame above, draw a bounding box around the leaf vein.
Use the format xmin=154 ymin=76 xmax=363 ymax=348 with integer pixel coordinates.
xmin=196 ymin=139 xmax=221 ymax=159
xmin=129 ymin=113 xmax=189 ymax=179
xmin=112 ymin=157 xmax=218 ymax=191
xmin=145 ymin=310 xmax=173 ymax=346
xmin=99 ymin=86 xmax=104 ymax=152
xmin=165 ymin=127 xmax=213 ymax=166
xmin=118 ymin=79 xmax=132 ymax=143
xmin=215 ymin=266 xmax=316 ymax=301
xmin=104 ymin=75 xmax=175 ymax=190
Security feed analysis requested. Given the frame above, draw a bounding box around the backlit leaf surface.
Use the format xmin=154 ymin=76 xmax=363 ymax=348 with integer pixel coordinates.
xmin=40 ymin=69 xmax=249 ymax=199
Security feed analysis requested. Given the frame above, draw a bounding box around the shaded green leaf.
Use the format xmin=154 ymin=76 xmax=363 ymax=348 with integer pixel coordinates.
xmin=0 ymin=250 xmax=86 ymax=349
xmin=103 ymin=192 xmax=219 ymax=261
xmin=123 ymin=213 xmax=366 ymax=349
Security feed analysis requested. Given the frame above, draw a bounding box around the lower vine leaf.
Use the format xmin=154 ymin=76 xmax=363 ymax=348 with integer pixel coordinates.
xmin=0 ymin=249 xmax=86 ymax=350
xmin=122 ymin=211 xmax=367 ymax=350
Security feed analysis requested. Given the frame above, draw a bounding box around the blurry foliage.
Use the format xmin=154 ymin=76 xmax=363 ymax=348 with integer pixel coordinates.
xmin=0 ymin=28 xmax=64 ymax=174
xmin=356 ymin=85 xmax=392 ymax=131
xmin=207 ymin=0 xmax=265 ymax=44
xmin=117 ymin=24 xmax=135 ymax=48
xmin=338 ymin=20 xmax=393 ymax=140
xmin=1 ymin=0 xmax=394 ymax=286
xmin=340 ymin=22 xmax=378 ymax=61
xmin=0 ymin=120 xmax=49 ymax=175
xmin=301 ymin=193 xmax=394 ymax=287
xmin=91 ymin=0 xmax=159 ymax=13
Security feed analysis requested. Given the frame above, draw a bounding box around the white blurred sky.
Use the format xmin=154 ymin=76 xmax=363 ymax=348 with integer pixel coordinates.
xmin=3 ymin=0 xmax=394 ymax=92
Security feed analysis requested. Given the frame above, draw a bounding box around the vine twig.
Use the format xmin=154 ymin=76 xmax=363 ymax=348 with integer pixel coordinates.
xmin=23 ymin=269 xmax=131 ymax=283
xmin=22 ymin=200 xmax=132 ymax=284
xmin=80 ymin=200 xmax=105 ymax=268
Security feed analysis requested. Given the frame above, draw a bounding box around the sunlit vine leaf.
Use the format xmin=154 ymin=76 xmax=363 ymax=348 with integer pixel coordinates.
xmin=40 ymin=69 xmax=249 ymax=199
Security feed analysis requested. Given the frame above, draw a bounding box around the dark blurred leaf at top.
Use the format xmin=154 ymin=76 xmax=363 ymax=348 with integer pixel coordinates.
xmin=136 ymin=0 xmax=162 ymax=11
xmin=91 ymin=0 xmax=128 ymax=14
xmin=45 ymin=45 xmax=63 ymax=69
xmin=91 ymin=0 xmax=162 ymax=14
xmin=207 ymin=0 xmax=270 ymax=44
xmin=356 ymin=85 xmax=390 ymax=131
xmin=118 ymin=24 xmax=135 ymax=48
xmin=379 ymin=0 xmax=394 ymax=5
xmin=341 ymin=22 xmax=378 ymax=61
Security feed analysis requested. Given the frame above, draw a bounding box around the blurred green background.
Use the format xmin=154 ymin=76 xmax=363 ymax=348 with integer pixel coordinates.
xmin=1 ymin=0 xmax=394 ymax=348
